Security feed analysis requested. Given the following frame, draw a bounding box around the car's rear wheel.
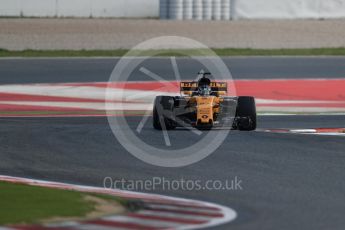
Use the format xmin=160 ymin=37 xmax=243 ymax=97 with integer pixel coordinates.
xmin=236 ymin=96 xmax=256 ymax=131
xmin=153 ymin=96 xmax=176 ymax=130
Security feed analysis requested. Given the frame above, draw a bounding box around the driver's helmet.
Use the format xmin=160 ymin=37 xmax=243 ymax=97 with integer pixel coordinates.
xmin=198 ymin=84 xmax=211 ymax=96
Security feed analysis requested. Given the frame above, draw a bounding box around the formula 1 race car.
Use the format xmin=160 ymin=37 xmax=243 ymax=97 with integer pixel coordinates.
xmin=153 ymin=72 xmax=256 ymax=131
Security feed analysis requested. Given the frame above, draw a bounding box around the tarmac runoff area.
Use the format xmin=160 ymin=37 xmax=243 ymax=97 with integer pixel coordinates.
xmin=1 ymin=19 xmax=345 ymax=50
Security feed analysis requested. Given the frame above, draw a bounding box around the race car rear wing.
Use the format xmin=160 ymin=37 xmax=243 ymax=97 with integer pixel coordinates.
xmin=180 ymin=81 xmax=227 ymax=96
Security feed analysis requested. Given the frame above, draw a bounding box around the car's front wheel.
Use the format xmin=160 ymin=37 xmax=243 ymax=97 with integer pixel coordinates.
xmin=153 ymin=96 xmax=176 ymax=130
xmin=236 ymin=96 xmax=257 ymax=131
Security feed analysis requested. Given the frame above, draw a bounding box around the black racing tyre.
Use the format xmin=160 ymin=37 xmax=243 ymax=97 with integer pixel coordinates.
xmin=236 ymin=96 xmax=257 ymax=131
xmin=153 ymin=96 xmax=176 ymax=130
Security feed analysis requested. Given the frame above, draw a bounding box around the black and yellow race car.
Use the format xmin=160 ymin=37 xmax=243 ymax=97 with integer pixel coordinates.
xmin=153 ymin=72 xmax=256 ymax=131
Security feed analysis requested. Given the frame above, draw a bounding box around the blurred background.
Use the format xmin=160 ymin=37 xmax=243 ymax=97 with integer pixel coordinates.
xmin=1 ymin=0 xmax=345 ymax=19
xmin=1 ymin=0 xmax=345 ymax=51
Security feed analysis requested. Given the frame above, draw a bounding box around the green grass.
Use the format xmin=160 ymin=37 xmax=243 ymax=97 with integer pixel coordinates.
xmin=212 ymin=48 xmax=345 ymax=56
xmin=0 ymin=181 xmax=95 ymax=225
xmin=0 ymin=49 xmax=129 ymax=57
xmin=1 ymin=48 xmax=345 ymax=57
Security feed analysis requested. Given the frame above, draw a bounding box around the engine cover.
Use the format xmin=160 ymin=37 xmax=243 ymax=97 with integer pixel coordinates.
xmin=195 ymin=96 xmax=217 ymax=124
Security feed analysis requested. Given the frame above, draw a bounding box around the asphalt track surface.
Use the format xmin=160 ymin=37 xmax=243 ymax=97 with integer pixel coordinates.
xmin=1 ymin=57 xmax=345 ymax=230
xmin=1 ymin=57 xmax=345 ymax=84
